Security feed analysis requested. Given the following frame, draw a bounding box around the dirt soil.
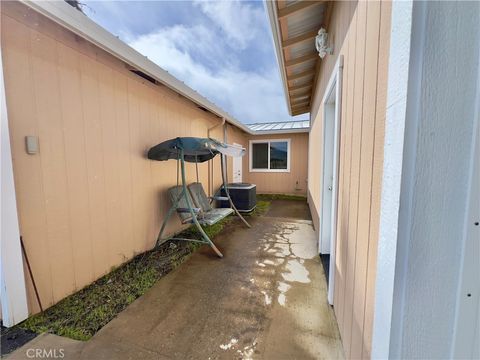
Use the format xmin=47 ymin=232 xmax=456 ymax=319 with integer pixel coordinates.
xmin=1 ymin=325 xmax=37 ymax=357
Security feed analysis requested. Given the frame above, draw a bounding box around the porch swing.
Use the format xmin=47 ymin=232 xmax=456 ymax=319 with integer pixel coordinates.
xmin=147 ymin=137 xmax=251 ymax=258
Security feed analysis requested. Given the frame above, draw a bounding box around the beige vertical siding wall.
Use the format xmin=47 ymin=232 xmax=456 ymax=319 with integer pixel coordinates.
xmin=1 ymin=2 xmax=248 ymax=314
xmin=243 ymin=132 xmax=308 ymax=196
xmin=308 ymin=1 xmax=392 ymax=359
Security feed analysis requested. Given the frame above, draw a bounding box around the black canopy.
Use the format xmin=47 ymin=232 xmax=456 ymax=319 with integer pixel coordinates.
xmin=147 ymin=137 xmax=219 ymax=163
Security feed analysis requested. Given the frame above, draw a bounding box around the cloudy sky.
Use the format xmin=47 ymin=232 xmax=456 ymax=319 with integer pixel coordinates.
xmin=82 ymin=0 xmax=308 ymax=125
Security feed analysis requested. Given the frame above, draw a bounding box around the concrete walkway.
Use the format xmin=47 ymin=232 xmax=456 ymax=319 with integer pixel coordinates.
xmin=8 ymin=200 xmax=344 ymax=360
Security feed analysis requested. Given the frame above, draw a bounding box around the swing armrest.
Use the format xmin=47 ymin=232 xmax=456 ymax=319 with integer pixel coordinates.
xmin=176 ymin=207 xmax=201 ymax=214
xmin=210 ymin=196 xmax=229 ymax=201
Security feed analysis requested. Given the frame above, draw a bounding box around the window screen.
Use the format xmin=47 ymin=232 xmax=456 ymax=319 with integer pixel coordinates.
xmin=252 ymin=143 xmax=269 ymax=169
xmin=270 ymin=141 xmax=288 ymax=169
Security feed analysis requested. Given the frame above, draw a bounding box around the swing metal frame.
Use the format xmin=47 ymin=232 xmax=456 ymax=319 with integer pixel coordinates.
xmin=156 ymin=148 xmax=250 ymax=258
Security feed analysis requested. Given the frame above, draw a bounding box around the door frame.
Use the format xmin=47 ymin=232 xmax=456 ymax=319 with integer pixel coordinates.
xmin=319 ymin=56 xmax=343 ymax=305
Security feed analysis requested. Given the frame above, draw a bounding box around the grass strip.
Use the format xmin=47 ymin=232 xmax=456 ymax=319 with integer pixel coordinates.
xmin=257 ymin=193 xmax=307 ymax=202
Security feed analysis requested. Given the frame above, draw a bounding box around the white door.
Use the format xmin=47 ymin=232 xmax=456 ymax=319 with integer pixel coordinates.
xmin=233 ymin=143 xmax=243 ymax=183
xmin=319 ymin=57 xmax=343 ymax=305
xmin=320 ymin=100 xmax=336 ymax=254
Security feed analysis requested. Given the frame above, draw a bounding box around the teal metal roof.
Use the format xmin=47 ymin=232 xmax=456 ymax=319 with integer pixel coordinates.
xmin=247 ymin=120 xmax=310 ymax=133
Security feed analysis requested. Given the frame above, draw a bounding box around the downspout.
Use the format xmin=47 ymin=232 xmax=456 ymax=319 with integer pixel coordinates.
xmin=207 ymin=117 xmax=225 ymax=196
xmin=223 ymin=123 xmax=228 ymax=180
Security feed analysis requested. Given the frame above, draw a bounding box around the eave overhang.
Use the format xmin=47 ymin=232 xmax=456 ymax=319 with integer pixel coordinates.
xmin=265 ymin=0 xmax=333 ymax=116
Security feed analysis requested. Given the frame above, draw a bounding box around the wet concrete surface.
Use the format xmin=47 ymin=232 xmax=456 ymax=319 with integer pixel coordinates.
xmin=7 ymin=200 xmax=343 ymax=360
xmin=6 ymin=333 xmax=84 ymax=360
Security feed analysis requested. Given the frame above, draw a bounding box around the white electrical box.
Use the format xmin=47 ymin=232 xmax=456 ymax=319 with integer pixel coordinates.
xmin=25 ymin=136 xmax=39 ymax=154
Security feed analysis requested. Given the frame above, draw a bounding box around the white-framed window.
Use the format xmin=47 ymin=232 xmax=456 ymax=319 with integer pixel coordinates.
xmin=249 ymin=139 xmax=291 ymax=173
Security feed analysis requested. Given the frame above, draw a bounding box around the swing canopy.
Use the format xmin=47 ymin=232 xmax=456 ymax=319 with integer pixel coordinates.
xmin=147 ymin=137 xmax=244 ymax=163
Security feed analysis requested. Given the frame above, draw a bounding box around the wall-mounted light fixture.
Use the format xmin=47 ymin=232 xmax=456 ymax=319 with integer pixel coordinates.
xmin=315 ymin=28 xmax=333 ymax=59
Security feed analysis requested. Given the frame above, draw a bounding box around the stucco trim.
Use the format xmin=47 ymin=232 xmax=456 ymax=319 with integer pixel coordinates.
xmin=371 ymin=1 xmax=414 ymax=358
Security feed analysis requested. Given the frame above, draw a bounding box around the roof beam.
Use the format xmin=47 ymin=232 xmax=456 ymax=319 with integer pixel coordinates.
xmin=292 ymin=103 xmax=310 ymax=112
xmin=291 ymin=104 xmax=309 ymax=110
xmin=282 ymin=29 xmax=318 ymax=49
xmin=290 ymin=97 xmax=310 ymax=105
xmin=291 ymin=91 xmax=310 ymax=99
xmin=287 ymin=69 xmax=316 ymax=81
xmin=285 ymin=52 xmax=318 ymax=67
xmin=288 ymin=83 xmax=312 ymax=91
xmin=291 ymin=96 xmax=310 ymax=104
xmin=292 ymin=107 xmax=310 ymax=115
xmin=289 ymin=88 xmax=311 ymax=97
xmin=292 ymin=106 xmax=310 ymax=113
xmin=291 ymin=93 xmax=310 ymax=100
xmin=277 ymin=1 xmax=323 ymax=20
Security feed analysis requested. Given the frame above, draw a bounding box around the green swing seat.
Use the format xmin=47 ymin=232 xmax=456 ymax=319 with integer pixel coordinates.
xmin=168 ymin=183 xmax=233 ymax=226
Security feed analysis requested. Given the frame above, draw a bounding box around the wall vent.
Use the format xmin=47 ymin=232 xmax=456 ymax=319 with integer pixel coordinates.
xmin=197 ymin=106 xmax=209 ymax=113
xmin=130 ymin=69 xmax=157 ymax=85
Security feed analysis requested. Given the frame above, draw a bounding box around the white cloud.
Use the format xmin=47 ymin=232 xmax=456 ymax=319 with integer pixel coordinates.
xmin=193 ymin=0 xmax=266 ymax=50
xmin=129 ymin=26 xmax=289 ymax=123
